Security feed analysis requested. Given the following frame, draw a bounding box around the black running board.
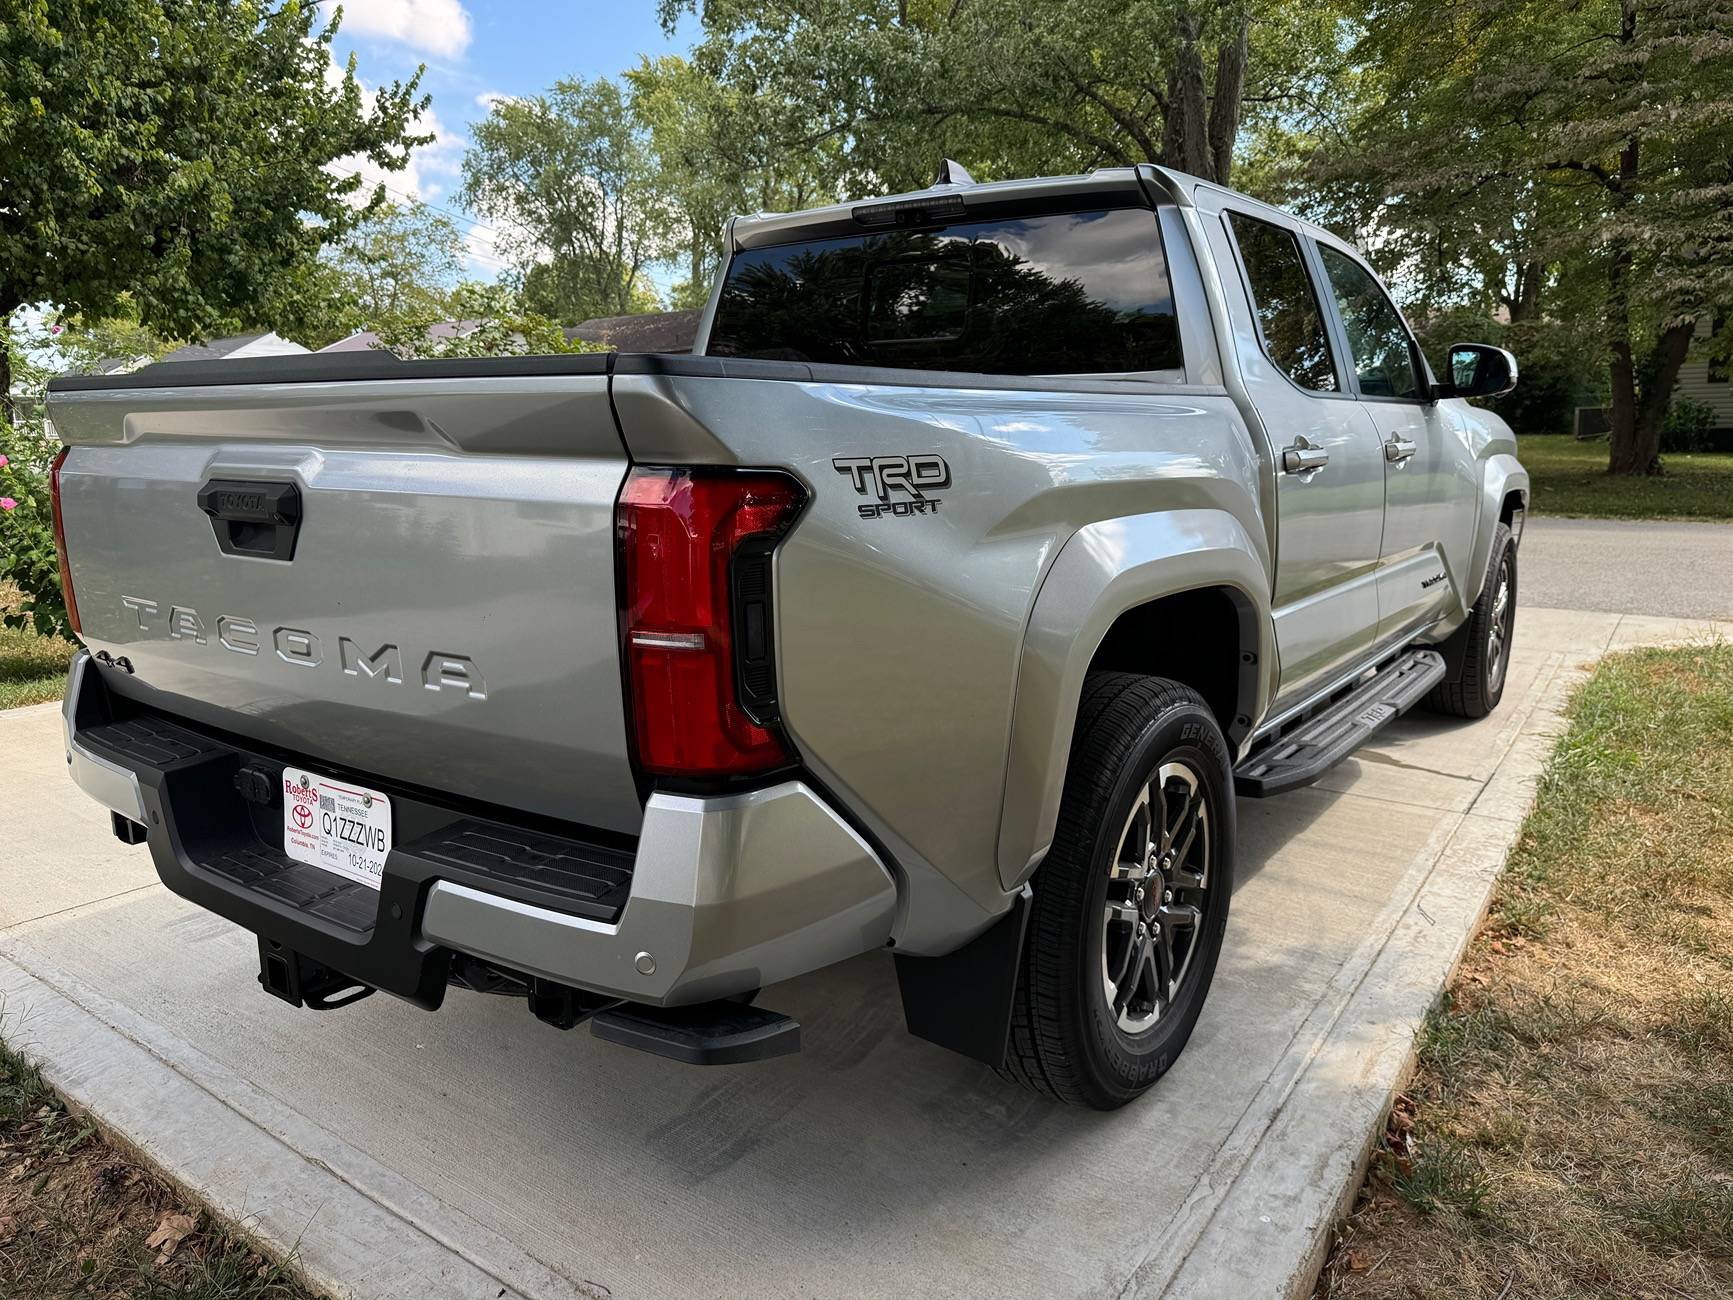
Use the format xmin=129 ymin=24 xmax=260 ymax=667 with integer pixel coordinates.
xmin=1235 ymin=648 xmax=1447 ymax=797
xmin=590 ymin=1001 xmax=800 ymax=1065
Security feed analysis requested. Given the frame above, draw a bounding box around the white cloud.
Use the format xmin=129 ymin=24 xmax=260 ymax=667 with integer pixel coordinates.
xmin=326 ymin=0 xmax=472 ymax=60
xmin=463 ymin=224 xmax=509 ymax=276
xmin=327 ymin=98 xmax=464 ymax=208
xmin=324 ymin=53 xmax=466 ymax=209
xmin=474 ymin=91 xmax=520 ymax=114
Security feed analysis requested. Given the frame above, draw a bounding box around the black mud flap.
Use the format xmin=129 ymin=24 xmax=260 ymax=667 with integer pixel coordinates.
xmin=894 ymin=885 xmax=1032 ymax=1068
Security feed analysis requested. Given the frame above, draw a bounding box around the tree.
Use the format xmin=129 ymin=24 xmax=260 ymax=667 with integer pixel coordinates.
xmin=1306 ymin=0 xmax=1733 ymax=475
xmin=50 ymin=306 xmax=178 ymax=376
xmin=627 ymin=56 xmax=844 ymax=309
xmin=658 ymin=0 xmax=1345 ymax=193
xmin=286 ymin=203 xmax=468 ymax=348
xmin=370 ymin=283 xmax=605 ymax=360
xmin=462 ymin=79 xmax=674 ymax=322
xmin=0 ymin=0 xmax=431 ymax=398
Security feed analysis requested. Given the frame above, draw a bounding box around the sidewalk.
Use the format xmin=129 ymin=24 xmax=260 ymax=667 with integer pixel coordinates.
xmin=0 ymin=607 xmax=1724 ymax=1300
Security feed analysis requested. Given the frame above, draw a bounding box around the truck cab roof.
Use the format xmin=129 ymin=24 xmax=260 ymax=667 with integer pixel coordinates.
xmin=727 ymin=164 xmax=1354 ymax=257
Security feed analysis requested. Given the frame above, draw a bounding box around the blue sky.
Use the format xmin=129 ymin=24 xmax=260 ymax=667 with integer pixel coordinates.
xmin=321 ymin=0 xmax=699 ymax=286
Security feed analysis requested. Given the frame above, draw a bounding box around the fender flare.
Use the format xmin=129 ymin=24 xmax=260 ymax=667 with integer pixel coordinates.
xmin=995 ymin=508 xmax=1274 ymax=890
xmin=1467 ymin=454 xmax=1530 ymax=608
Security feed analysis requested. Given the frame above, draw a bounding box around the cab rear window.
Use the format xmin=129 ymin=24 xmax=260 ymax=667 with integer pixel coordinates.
xmin=707 ymin=208 xmax=1184 ymax=377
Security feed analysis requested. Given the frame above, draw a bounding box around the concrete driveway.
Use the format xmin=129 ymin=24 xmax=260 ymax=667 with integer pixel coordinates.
xmin=0 ymin=604 xmax=1726 ymax=1300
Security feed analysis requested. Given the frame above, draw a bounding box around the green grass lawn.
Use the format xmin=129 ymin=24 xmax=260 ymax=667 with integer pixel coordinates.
xmin=1517 ymin=435 xmax=1733 ymax=522
xmin=0 ymin=586 xmax=76 ymax=709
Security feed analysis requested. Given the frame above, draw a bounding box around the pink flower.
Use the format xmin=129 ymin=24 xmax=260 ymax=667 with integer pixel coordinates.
xmin=0 ymin=454 xmax=8 ymax=468
xmin=0 ymin=498 xmax=16 ymax=511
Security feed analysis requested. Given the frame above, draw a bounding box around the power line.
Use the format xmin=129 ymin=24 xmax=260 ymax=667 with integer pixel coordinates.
xmin=327 ymin=165 xmax=519 ymax=245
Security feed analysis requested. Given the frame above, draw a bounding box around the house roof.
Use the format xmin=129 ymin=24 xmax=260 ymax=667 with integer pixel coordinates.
xmin=565 ymin=310 xmax=700 ymax=354
xmin=158 ymin=332 xmax=273 ymax=364
xmin=316 ymin=321 xmax=484 ymax=353
xmin=158 ymin=331 xmax=309 ymax=364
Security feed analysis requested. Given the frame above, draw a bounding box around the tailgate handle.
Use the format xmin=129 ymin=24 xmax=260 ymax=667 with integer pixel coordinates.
xmin=197 ymin=479 xmax=302 ymax=561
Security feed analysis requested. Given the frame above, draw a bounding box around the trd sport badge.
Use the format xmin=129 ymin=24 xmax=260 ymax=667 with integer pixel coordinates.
xmin=832 ymin=454 xmax=951 ymax=519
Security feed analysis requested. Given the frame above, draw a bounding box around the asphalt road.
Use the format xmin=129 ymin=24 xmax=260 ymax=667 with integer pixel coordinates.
xmin=1521 ymin=517 xmax=1733 ymax=619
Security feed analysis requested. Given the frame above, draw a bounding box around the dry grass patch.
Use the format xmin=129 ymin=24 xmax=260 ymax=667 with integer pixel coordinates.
xmin=0 ymin=1034 xmax=318 ymax=1299
xmin=1317 ymin=643 xmax=1733 ymax=1300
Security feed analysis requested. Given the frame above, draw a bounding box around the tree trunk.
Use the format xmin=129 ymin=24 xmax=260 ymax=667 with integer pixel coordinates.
xmin=1602 ymin=14 xmax=1647 ymax=476
xmin=1629 ymin=320 xmax=1697 ymax=470
xmin=1206 ymin=15 xmax=1249 ymax=186
xmin=1505 ymin=259 xmax=1543 ymax=323
xmin=1604 ymin=242 xmax=1649 ymax=474
xmin=1163 ymin=10 xmax=1212 ymax=178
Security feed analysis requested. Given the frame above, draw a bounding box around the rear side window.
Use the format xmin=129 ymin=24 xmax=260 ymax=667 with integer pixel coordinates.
xmin=707 ymin=209 xmax=1183 ymax=377
xmin=1228 ymin=213 xmax=1337 ymax=392
xmin=1318 ymin=245 xmax=1424 ymax=400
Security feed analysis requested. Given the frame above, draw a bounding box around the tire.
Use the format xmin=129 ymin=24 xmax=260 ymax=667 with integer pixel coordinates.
xmin=1424 ymin=523 xmax=1516 ymax=720
xmin=1000 ymin=673 xmax=1234 ymax=1109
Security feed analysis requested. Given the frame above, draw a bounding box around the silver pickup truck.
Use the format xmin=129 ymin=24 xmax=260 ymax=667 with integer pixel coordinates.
xmin=46 ymin=165 xmax=1526 ymax=1109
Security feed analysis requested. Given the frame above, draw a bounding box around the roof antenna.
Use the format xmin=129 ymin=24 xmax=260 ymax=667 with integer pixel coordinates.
xmin=934 ymin=158 xmax=976 ymax=187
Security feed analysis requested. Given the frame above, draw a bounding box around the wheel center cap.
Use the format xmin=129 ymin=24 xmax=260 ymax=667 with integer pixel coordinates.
xmin=1142 ymin=854 xmax=1163 ymax=918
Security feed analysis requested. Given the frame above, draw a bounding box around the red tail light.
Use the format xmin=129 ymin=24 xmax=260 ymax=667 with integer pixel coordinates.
xmin=617 ymin=467 xmax=804 ymax=777
xmin=49 ymin=447 xmax=82 ymax=637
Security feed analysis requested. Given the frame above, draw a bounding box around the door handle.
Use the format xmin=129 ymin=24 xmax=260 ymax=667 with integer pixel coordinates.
xmin=197 ymin=478 xmax=302 ymax=561
xmin=1384 ymin=437 xmax=1418 ymax=463
xmin=1282 ymin=440 xmax=1329 ymax=475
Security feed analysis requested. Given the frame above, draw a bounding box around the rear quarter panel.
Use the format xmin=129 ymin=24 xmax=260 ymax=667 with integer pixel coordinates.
xmin=613 ymin=366 xmax=1267 ymax=950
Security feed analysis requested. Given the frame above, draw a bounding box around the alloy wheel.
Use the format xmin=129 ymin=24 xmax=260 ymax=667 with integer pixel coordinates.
xmin=1101 ymin=761 xmax=1212 ymax=1035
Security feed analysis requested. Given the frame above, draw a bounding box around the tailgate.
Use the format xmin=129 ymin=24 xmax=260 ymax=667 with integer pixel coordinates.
xmin=46 ymin=359 xmax=643 ymax=833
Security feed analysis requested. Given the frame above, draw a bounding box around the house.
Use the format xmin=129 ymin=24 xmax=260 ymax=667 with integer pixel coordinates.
xmin=158 ymin=331 xmax=309 ymax=364
xmin=564 ymin=310 xmax=700 ymax=355
xmin=1676 ymin=315 xmax=1732 ymax=434
xmin=316 ymin=321 xmax=485 ymax=353
xmin=85 ymin=355 xmax=153 ymax=376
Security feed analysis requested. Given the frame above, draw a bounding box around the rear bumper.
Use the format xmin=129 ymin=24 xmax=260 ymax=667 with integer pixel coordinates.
xmin=62 ymin=651 xmax=896 ymax=1008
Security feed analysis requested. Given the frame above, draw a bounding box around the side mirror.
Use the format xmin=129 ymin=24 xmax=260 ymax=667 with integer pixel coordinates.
xmin=1443 ymin=343 xmax=1518 ymax=399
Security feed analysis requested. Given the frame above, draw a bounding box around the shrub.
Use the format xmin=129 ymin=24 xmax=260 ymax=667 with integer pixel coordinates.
xmin=1415 ymin=310 xmax=1603 ymax=434
xmin=1661 ymin=397 xmax=1715 ymax=454
xmin=0 ymin=416 xmax=73 ymax=639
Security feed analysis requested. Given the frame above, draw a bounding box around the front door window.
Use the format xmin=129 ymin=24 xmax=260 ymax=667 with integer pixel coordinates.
xmin=1318 ymin=246 xmax=1423 ymax=400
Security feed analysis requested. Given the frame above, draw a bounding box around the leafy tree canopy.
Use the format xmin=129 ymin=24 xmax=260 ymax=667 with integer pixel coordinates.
xmin=369 ymin=281 xmax=605 ymax=359
xmin=286 ymin=202 xmax=468 ymax=348
xmin=627 ymin=54 xmax=843 ymax=309
xmin=657 ymin=0 xmax=1346 ymax=192
xmin=1300 ymin=0 xmax=1733 ymax=473
xmin=0 ymin=0 xmax=432 ymax=390
xmin=462 ymin=78 xmax=674 ymax=323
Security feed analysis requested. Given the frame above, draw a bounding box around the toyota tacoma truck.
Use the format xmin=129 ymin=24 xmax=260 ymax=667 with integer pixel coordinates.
xmin=44 ymin=165 xmax=1526 ymax=1109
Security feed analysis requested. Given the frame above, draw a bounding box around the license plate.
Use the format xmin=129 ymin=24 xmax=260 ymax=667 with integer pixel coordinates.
xmin=281 ymin=767 xmax=392 ymax=891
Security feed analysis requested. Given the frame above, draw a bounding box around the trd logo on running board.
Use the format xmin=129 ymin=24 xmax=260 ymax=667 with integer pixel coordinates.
xmin=832 ymin=454 xmax=951 ymax=519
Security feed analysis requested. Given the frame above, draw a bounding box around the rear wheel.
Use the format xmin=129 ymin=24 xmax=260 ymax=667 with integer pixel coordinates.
xmin=1425 ymin=523 xmax=1516 ymax=719
xmin=1000 ymin=673 xmax=1234 ymax=1109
